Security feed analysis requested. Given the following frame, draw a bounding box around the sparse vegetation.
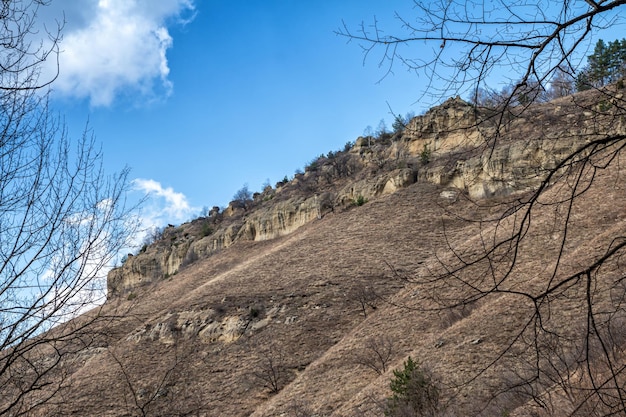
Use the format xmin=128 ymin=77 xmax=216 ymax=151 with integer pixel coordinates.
xmin=376 ymin=119 xmax=390 ymax=140
xmin=233 ymin=183 xmax=253 ymax=206
xmin=352 ymin=285 xmax=378 ymax=317
xmin=419 ymin=144 xmax=431 ymax=164
xmin=354 ymin=195 xmax=367 ymax=206
xmin=363 ymin=125 xmax=374 ymax=140
xmin=355 ymin=336 xmax=395 ymax=375
xmin=252 ymin=344 xmax=290 ymax=394
xmin=248 ymin=304 xmax=264 ymax=319
xmin=143 ymin=226 xmax=165 ymax=247
xmin=201 ymin=222 xmax=213 ymax=237
xmin=199 ymin=206 xmax=210 ymax=218
xmin=392 ymin=112 xmax=415 ymax=135
xmin=276 ymin=175 xmax=290 ymax=188
xmin=385 ymin=357 xmax=439 ymax=417
xmin=305 ymin=157 xmax=320 ymax=173
xmin=285 ymin=399 xmax=314 ymax=417
xmin=599 ymin=100 xmax=613 ymax=112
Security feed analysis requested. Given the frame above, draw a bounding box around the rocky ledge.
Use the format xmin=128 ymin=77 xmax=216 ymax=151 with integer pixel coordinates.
xmin=108 ymin=94 xmax=624 ymax=297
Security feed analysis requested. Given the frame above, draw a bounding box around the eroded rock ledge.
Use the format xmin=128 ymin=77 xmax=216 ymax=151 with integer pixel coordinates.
xmin=108 ymin=95 xmax=624 ymax=298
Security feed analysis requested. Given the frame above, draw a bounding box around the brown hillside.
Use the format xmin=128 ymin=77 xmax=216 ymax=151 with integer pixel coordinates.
xmin=8 ymin=88 xmax=626 ymax=416
xmin=52 ymin=182 xmax=475 ymax=416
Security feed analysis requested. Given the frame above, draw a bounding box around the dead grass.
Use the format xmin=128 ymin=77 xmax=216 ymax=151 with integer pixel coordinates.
xmin=18 ymin=89 xmax=626 ymax=417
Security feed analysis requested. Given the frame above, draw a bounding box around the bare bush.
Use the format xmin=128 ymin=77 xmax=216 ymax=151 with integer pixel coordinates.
xmin=286 ymin=399 xmax=315 ymax=417
xmin=351 ymin=285 xmax=379 ymax=318
xmin=355 ymin=336 xmax=395 ymax=375
xmin=252 ymin=343 xmax=291 ymax=394
xmin=107 ymin=346 xmax=208 ymax=417
xmin=233 ymin=183 xmax=253 ymax=207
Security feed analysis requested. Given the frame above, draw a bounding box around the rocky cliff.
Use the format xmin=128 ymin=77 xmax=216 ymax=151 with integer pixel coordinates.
xmin=108 ymin=93 xmax=625 ymax=297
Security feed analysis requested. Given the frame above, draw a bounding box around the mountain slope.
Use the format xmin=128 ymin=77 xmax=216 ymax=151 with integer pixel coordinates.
xmin=11 ymin=88 xmax=626 ymax=416
xmin=54 ymin=181 xmax=475 ymax=416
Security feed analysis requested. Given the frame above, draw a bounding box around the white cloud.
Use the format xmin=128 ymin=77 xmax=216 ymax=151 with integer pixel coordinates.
xmin=48 ymin=0 xmax=195 ymax=106
xmin=41 ymin=178 xmax=195 ymax=320
xmin=41 ymin=199 xmax=128 ymax=323
xmin=132 ymin=178 xmax=197 ymax=229
xmin=42 ymin=179 xmax=197 ymax=321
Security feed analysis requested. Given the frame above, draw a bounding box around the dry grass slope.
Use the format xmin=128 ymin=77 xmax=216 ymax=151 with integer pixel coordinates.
xmin=9 ymin=88 xmax=626 ymax=417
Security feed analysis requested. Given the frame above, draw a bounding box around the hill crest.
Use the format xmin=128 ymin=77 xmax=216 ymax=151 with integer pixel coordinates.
xmin=108 ymin=91 xmax=614 ymax=299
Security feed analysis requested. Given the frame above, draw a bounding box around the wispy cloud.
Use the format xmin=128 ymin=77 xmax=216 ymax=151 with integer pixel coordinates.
xmin=48 ymin=0 xmax=195 ymax=106
xmin=132 ymin=178 xmax=197 ymax=229
xmin=41 ymin=179 xmax=196 ymax=319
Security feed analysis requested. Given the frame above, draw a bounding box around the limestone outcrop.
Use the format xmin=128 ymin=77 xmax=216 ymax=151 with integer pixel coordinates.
xmin=108 ymin=94 xmax=623 ymax=297
xmin=125 ymin=304 xmax=286 ymax=345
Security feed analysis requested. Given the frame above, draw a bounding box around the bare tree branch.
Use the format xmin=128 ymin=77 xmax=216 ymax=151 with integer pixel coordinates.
xmin=342 ymin=1 xmax=626 ymax=415
xmin=0 ymin=2 xmax=136 ymax=415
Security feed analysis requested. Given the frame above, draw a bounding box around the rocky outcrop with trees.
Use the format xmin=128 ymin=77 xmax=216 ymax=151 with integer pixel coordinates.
xmin=108 ymin=91 xmax=617 ymax=297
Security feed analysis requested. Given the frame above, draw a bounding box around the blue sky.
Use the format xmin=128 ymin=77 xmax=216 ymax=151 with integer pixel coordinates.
xmin=41 ymin=0 xmax=625 ymax=232
xmin=43 ymin=0 xmax=423 ymax=231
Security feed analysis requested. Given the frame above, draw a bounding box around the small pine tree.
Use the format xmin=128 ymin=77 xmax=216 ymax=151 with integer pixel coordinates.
xmin=420 ymin=144 xmax=431 ymax=164
xmin=392 ymin=114 xmax=406 ymax=134
xmin=576 ymin=38 xmax=626 ymax=91
xmin=385 ymin=357 xmax=439 ymax=417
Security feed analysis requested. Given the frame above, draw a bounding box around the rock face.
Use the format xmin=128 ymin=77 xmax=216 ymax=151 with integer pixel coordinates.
xmin=442 ymin=136 xmax=585 ymax=198
xmin=124 ymin=304 xmax=286 ymax=345
xmin=405 ymin=96 xmax=483 ymax=152
xmin=108 ymin=94 xmax=623 ymax=297
xmin=108 ymin=239 xmax=191 ymax=296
